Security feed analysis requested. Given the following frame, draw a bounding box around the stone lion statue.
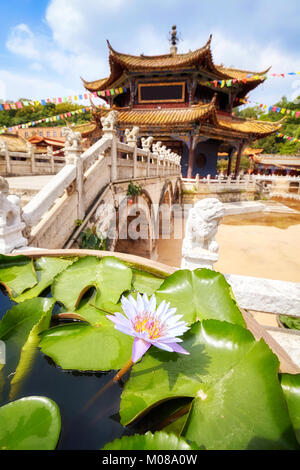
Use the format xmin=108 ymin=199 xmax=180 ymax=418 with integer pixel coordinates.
xmin=124 ymin=126 xmax=139 ymax=144
xmin=100 ymin=110 xmax=119 ymax=131
xmin=141 ymin=136 xmax=154 ymax=150
xmin=152 ymin=141 xmax=162 ymax=153
xmin=62 ymin=127 xmax=82 ymax=150
xmin=181 ymin=198 xmax=224 ymax=269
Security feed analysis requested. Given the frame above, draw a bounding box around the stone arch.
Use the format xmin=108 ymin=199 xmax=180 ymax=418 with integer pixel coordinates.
xmin=157 ymin=180 xmax=174 ymax=238
xmin=159 ymin=180 xmax=173 ymax=207
xmin=114 ymin=190 xmax=155 ymax=259
xmin=172 ymin=178 xmax=182 ymax=204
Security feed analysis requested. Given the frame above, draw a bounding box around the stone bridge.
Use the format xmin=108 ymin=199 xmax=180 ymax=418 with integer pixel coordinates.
xmin=0 ymin=112 xmax=181 ymax=258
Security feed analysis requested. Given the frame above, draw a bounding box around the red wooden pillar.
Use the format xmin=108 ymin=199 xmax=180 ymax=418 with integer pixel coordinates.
xmin=227 ymin=148 xmax=234 ymax=176
xmin=187 ymin=134 xmax=194 ymax=179
xmin=234 ymin=141 xmax=244 ymax=178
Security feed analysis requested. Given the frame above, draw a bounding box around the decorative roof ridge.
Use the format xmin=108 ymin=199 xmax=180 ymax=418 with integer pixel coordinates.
xmin=216 ymin=65 xmax=272 ymax=77
xmin=106 ymin=35 xmax=212 ymax=61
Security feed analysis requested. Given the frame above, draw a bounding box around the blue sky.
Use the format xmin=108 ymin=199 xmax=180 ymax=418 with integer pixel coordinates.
xmin=1 ymin=0 xmax=300 ymax=107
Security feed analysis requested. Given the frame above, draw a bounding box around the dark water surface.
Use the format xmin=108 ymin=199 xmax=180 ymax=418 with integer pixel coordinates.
xmin=0 ymin=289 xmax=131 ymax=450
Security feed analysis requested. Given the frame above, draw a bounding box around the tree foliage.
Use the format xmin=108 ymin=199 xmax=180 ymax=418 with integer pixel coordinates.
xmin=0 ymin=102 xmax=92 ymax=129
xmin=235 ymin=95 xmax=300 ymax=155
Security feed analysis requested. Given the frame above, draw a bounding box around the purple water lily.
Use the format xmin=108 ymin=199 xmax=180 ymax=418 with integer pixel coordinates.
xmin=106 ymin=293 xmax=190 ymax=363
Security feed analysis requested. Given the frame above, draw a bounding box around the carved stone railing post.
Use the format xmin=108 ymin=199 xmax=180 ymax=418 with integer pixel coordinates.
xmin=0 ymin=177 xmax=27 ymax=253
xmin=63 ymin=128 xmax=85 ymax=220
xmin=152 ymin=141 xmax=162 ymax=177
xmin=181 ymin=198 xmax=225 ymax=270
xmin=0 ymin=142 xmax=10 ymax=175
xmin=158 ymin=145 xmax=166 ymax=177
xmin=207 ymin=174 xmax=211 ymax=189
xmin=47 ymin=146 xmax=54 ymax=173
xmin=125 ymin=126 xmax=139 ymax=179
xmin=141 ymin=136 xmax=153 ymax=177
xmin=101 ymin=111 xmax=119 ymax=182
xmin=27 ymin=142 xmax=35 ymax=174
xmin=244 ymin=174 xmax=249 ymax=190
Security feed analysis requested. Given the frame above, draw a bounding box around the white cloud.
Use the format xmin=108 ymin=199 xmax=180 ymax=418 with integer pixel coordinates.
xmin=0 ymin=69 xmax=78 ymax=101
xmin=6 ymin=24 xmax=40 ymax=60
xmin=45 ymin=0 xmax=129 ymax=53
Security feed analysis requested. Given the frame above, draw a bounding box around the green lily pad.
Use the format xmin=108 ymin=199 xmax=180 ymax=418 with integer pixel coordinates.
xmin=0 ymin=297 xmax=55 ymax=380
xmin=14 ymin=257 xmax=75 ymax=303
xmin=94 ymin=256 xmax=132 ymax=306
xmin=52 ymin=256 xmax=132 ymax=311
xmin=155 ymin=268 xmax=245 ymax=326
xmin=131 ymin=268 xmax=165 ymax=296
xmin=102 ymin=431 xmax=196 ymax=450
xmin=39 ymin=305 xmax=133 ymax=371
xmin=0 ymin=254 xmax=37 ymax=298
xmin=0 ymin=396 xmax=61 ymax=450
xmin=51 ymin=256 xmax=100 ymax=310
xmin=281 ymin=374 xmax=300 ymax=444
xmin=120 ymin=320 xmax=298 ymax=450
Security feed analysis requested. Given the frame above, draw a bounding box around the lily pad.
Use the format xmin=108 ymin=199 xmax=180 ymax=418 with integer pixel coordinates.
xmin=51 ymin=256 xmax=100 ymax=310
xmin=0 ymin=254 xmax=37 ymax=298
xmin=0 ymin=396 xmax=61 ymax=450
xmin=39 ymin=305 xmax=133 ymax=371
xmin=280 ymin=373 xmax=300 ymax=444
xmin=0 ymin=297 xmax=55 ymax=375
xmin=156 ymin=268 xmax=245 ymax=326
xmin=14 ymin=257 xmax=75 ymax=303
xmin=102 ymin=431 xmax=196 ymax=450
xmin=52 ymin=256 xmax=132 ymax=311
xmin=131 ymin=268 xmax=165 ymax=296
xmin=120 ymin=320 xmax=298 ymax=450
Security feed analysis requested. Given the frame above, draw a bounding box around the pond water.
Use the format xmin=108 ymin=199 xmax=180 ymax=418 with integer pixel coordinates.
xmin=157 ymin=199 xmax=300 ymax=283
xmin=0 ymin=287 xmax=187 ymax=449
xmin=0 ymin=289 xmax=133 ymax=450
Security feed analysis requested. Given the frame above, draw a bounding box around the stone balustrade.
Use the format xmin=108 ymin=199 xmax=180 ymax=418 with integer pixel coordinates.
xmin=182 ymin=173 xmax=300 ymax=200
xmin=0 ymin=112 xmax=181 ymax=253
xmin=0 ymin=143 xmax=65 ymax=176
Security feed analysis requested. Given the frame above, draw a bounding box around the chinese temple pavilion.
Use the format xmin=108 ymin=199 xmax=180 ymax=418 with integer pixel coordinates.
xmin=82 ymin=27 xmax=283 ymax=177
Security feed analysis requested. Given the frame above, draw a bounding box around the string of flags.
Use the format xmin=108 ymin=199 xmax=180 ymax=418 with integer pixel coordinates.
xmin=237 ymin=98 xmax=300 ymax=117
xmin=0 ymin=102 xmax=111 ymax=135
xmin=199 ymin=72 xmax=300 ymax=89
xmin=0 ymin=87 xmax=127 ymax=112
xmin=276 ymin=132 xmax=300 ymax=144
xmin=0 ymin=71 xmax=299 ymax=111
xmin=0 ymin=106 xmax=93 ymax=134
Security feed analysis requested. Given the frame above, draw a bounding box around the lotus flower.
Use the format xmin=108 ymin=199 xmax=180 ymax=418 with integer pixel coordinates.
xmin=106 ymin=293 xmax=190 ymax=363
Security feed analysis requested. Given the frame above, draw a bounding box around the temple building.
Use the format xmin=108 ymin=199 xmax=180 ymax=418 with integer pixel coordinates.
xmin=82 ymin=26 xmax=283 ymax=177
xmin=251 ymin=154 xmax=300 ymax=175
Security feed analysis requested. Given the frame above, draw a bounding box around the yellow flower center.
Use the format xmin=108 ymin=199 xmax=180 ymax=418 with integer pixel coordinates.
xmin=134 ymin=313 xmax=163 ymax=340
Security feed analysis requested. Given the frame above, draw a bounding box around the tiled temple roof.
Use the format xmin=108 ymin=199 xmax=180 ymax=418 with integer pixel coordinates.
xmin=91 ymin=96 xmax=283 ymax=140
xmin=82 ymin=36 xmax=269 ymax=95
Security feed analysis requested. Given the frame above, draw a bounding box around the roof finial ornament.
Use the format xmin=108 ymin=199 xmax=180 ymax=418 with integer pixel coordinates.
xmin=169 ymin=25 xmax=180 ymax=55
